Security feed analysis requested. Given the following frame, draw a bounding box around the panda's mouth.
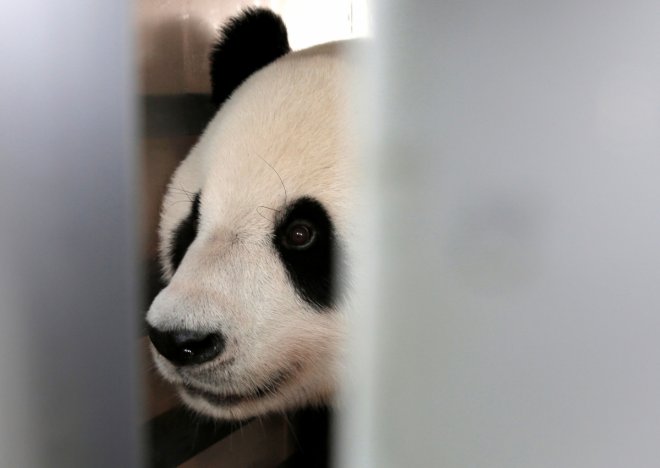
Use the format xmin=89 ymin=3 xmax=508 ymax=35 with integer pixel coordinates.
xmin=181 ymin=365 xmax=298 ymax=407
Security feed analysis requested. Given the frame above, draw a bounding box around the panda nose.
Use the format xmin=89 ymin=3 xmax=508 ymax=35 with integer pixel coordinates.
xmin=147 ymin=325 xmax=225 ymax=366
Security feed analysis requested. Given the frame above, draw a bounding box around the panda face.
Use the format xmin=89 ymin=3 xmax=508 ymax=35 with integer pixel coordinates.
xmin=146 ymin=11 xmax=356 ymax=420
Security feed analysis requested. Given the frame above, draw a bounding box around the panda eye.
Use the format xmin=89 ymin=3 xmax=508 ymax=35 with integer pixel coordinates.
xmin=282 ymin=221 xmax=316 ymax=249
xmin=273 ymin=197 xmax=335 ymax=308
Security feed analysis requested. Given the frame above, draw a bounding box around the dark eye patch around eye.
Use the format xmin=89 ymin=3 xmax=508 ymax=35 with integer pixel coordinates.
xmin=169 ymin=192 xmax=201 ymax=272
xmin=273 ymin=197 xmax=338 ymax=310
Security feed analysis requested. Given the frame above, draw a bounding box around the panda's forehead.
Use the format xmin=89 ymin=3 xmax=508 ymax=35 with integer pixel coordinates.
xmin=181 ymin=45 xmax=353 ymax=232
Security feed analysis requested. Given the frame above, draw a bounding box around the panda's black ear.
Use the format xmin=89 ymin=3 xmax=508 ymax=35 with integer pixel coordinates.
xmin=209 ymin=8 xmax=290 ymax=107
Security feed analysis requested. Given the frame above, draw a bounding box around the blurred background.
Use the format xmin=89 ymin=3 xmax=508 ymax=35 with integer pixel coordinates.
xmin=2 ymin=0 xmax=660 ymax=467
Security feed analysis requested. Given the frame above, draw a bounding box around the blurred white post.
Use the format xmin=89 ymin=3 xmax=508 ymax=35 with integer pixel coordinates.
xmin=0 ymin=0 xmax=140 ymax=467
xmin=340 ymin=1 xmax=660 ymax=467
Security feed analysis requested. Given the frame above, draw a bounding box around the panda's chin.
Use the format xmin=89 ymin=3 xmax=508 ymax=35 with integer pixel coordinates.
xmin=178 ymin=386 xmax=278 ymax=420
xmin=179 ymin=366 xmax=294 ymax=410
xmin=168 ymin=362 xmax=310 ymax=420
xmin=178 ymin=379 xmax=331 ymax=421
xmin=151 ymin=345 xmax=337 ymax=419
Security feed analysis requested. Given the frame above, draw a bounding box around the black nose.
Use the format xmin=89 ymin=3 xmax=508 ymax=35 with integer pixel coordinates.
xmin=147 ymin=325 xmax=225 ymax=366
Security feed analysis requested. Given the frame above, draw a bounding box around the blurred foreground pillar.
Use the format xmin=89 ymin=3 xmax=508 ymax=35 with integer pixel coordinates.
xmin=340 ymin=1 xmax=660 ymax=467
xmin=0 ymin=0 xmax=141 ymax=466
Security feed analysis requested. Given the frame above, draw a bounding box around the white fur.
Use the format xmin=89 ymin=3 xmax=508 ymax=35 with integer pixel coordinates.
xmin=147 ymin=41 xmax=356 ymax=420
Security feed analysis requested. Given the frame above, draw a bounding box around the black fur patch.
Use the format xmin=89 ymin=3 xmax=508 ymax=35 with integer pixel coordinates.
xmin=170 ymin=192 xmax=201 ymax=271
xmin=274 ymin=198 xmax=337 ymax=310
xmin=209 ymin=8 xmax=291 ymax=107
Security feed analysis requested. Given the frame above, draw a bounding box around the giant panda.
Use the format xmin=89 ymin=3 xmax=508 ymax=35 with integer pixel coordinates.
xmin=146 ymin=8 xmax=356 ymax=422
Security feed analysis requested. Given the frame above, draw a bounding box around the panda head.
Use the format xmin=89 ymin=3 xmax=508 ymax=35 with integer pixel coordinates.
xmin=146 ymin=8 xmax=356 ymax=420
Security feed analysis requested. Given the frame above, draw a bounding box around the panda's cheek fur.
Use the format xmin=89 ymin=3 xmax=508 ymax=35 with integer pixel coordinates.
xmin=147 ymin=246 xmax=343 ymax=409
xmin=176 ymin=326 xmax=342 ymax=420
